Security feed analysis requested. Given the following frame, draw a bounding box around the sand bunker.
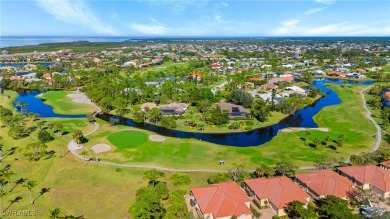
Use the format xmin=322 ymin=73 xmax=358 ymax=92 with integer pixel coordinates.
xmin=149 ymin=135 xmax=166 ymax=142
xmin=91 ymin=144 xmax=112 ymax=154
xmin=67 ymin=93 xmax=93 ymax=104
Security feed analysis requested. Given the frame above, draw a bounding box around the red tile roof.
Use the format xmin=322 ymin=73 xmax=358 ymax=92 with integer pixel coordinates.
xmin=249 ymin=77 xmax=261 ymax=81
xmin=280 ymin=77 xmax=294 ymax=82
xmin=381 ymin=160 xmax=390 ymax=168
xmin=245 ymin=176 xmax=310 ymax=209
xmin=191 ymin=182 xmax=252 ymax=218
xmin=338 ymin=165 xmax=390 ymax=193
xmin=295 ymin=169 xmax=354 ymax=198
xmin=328 ymin=71 xmax=343 ymax=76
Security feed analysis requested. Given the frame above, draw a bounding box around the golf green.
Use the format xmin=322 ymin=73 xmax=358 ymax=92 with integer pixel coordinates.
xmin=108 ymin=131 xmax=148 ymax=148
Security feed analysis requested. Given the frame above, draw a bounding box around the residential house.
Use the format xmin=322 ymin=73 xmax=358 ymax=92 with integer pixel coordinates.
xmin=158 ymin=103 xmax=189 ymax=115
xmin=328 ymin=71 xmax=345 ymax=77
xmin=190 ymin=182 xmax=252 ymax=219
xmin=244 ymin=176 xmax=311 ymax=216
xmin=379 ymin=160 xmax=390 ymax=170
xmin=260 ymin=83 xmax=279 ymax=90
xmin=140 ymin=102 xmax=157 ymax=112
xmin=257 ymin=92 xmax=283 ymax=104
xmin=210 ymin=63 xmax=222 ymax=69
xmin=338 ymin=165 xmax=390 ymax=198
xmin=295 ymin=169 xmax=354 ymax=199
xmin=218 ymin=101 xmax=248 ymax=119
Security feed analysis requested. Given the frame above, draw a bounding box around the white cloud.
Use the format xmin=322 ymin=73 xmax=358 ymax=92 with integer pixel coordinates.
xmin=128 ymin=23 xmax=169 ymax=35
xmin=214 ymin=13 xmax=223 ymax=24
xmin=314 ymin=0 xmax=335 ymax=5
xmin=304 ymin=7 xmax=326 ymax=15
xmin=35 ymin=0 xmax=120 ymax=35
xmin=220 ymin=1 xmax=229 ymax=7
xmin=272 ymin=19 xmax=301 ymax=35
xmin=147 ymin=0 xmax=197 ymax=14
xmin=304 ymin=22 xmax=350 ymax=35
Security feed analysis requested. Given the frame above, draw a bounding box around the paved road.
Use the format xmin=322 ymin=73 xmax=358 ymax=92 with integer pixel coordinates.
xmin=67 ymin=86 xmax=381 ymax=172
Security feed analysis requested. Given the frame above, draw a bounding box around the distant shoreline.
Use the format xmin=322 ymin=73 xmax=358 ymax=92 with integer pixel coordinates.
xmin=2 ymin=36 xmax=389 ymax=48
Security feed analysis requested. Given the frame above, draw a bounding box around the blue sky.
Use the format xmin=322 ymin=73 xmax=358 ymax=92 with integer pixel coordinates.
xmin=1 ymin=0 xmax=389 ymax=36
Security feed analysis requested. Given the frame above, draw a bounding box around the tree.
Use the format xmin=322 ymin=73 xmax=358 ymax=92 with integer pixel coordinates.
xmin=3 ymin=170 xmax=14 ymax=192
xmin=148 ymin=108 xmax=162 ymax=124
xmin=313 ymin=138 xmax=321 ymax=149
xmin=286 ymin=201 xmax=318 ymax=219
xmin=274 ymin=161 xmax=298 ymax=177
xmin=130 ymin=188 xmax=166 ymax=218
xmin=228 ymin=163 xmax=246 ymax=182
xmin=207 ymin=172 xmax=232 ymax=184
xmin=86 ymin=114 xmax=94 ymax=123
xmin=8 ymin=126 xmax=24 ymax=140
xmin=54 ymin=123 xmax=63 ymax=138
xmin=251 ymin=98 xmax=271 ymax=122
xmin=305 ymin=131 xmax=312 ymax=141
xmin=315 ymin=157 xmax=337 ymax=169
xmin=72 ymin=129 xmax=83 ymax=144
xmin=301 ymin=72 xmax=313 ymax=84
xmin=165 ymin=190 xmax=189 ymax=218
xmin=317 ymin=195 xmax=361 ymax=219
xmin=254 ymin=164 xmax=275 ymax=178
xmin=143 ymin=169 xmax=165 ymax=187
xmin=23 ymin=180 xmax=37 ymax=204
xmin=37 ymin=129 xmax=54 ymax=143
xmin=48 ymin=208 xmax=65 ymax=219
xmin=25 ymin=142 xmax=48 ymax=161
xmin=0 ymin=190 xmax=6 ymax=211
xmin=170 ymin=174 xmax=191 ymax=186
xmin=226 ymin=89 xmax=253 ymax=108
xmin=160 ymin=116 xmax=171 ymax=128
xmin=205 ymin=107 xmax=229 ymax=125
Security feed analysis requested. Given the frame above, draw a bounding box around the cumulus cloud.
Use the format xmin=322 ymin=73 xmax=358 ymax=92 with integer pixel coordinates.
xmin=314 ymin=0 xmax=335 ymax=5
xmin=128 ymin=23 xmax=169 ymax=35
xmin=272 ymin=19 xmax=301 ymax=35
xmin=35 ymin=0 xmax=120 ymax=35
xmin=304 ymin=7 xmax=326 ymax=15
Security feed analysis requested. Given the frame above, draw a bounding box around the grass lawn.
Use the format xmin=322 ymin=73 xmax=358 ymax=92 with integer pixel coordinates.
xmin=108 ymin=131 xmax=148 ymax=148
xmin=1 ymin=89 xmax=18 ymax=112
xmin=37 ymin=91 xmax=96 ymax=115
xmin=83 ymin=84 xmax=376 ymax=168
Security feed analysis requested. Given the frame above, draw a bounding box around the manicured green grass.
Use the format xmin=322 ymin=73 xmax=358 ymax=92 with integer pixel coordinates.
xmin=0 ymin=89 xmax=18 ymax=111
xmin=108 ymin=131 xmax=148 ymax=149
xmin=84 ymin=84 xmax=376 ymax=168
xmin=37 ymin=91 xmax=96 ymax=115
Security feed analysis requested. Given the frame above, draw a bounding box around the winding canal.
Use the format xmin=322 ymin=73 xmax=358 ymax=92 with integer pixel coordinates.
xmin=14 ymin=78 xmax=374 ymax=146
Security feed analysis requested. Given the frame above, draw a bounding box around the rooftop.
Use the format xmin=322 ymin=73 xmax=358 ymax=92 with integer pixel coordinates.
xmin=191 ymin=182 xmax=252 ymax=218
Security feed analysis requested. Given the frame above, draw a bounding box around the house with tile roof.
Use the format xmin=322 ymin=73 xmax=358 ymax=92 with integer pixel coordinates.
xmin=379 ymin=160 xmax=390 ymax=170
xmin=244 ymin=176 xmax=311 ymax=216
xmin=295 ymin=169 xmax=355 ymax=199
xmin=190 ymin=182 xmax=252 ymax=219
xmin=338 ymin=165 xmax=390 ymax=198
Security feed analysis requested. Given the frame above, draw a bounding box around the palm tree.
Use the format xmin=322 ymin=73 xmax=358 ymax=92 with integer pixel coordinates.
xmin=23 ymin=180 xmax=36 ymax=204
xmin=72 ymin=129 xmax=83 ymax=144
xmin=3 ymin=170 xmax=14 ymax=192
xmin=54 ymin=123 xmax=63 ymax=138
xmin=0 ymin=190 xmax=6 ymax=211
xmin=48 ymin=208 xmax=63 ymax=219
xmin=80 ymin=150 xmax=89 ymax=166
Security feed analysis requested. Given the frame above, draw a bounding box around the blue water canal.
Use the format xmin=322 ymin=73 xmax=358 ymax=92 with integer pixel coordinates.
xmin=14 ymin=78 xmax=374 ymax=146
xmin=15 ymin=90 xmax=85 ymax=118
